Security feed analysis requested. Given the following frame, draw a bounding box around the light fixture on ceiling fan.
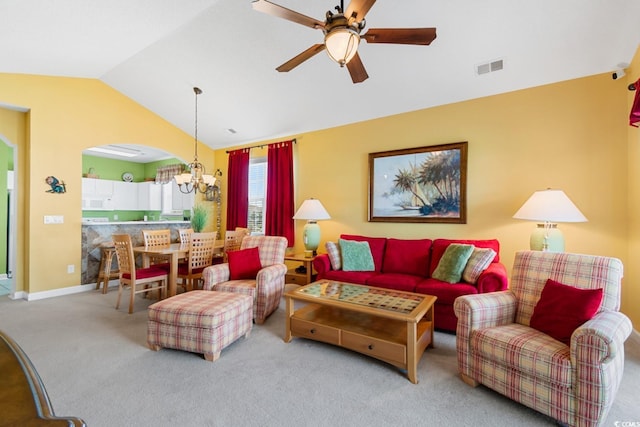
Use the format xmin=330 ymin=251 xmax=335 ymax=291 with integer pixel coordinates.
xmin=323 ymin=0 xmax=364 ymax=67
xmin=174 ymin=87 xmax=217 ymax=194
xmin=253 ymin=0 xmax=437 ymax=83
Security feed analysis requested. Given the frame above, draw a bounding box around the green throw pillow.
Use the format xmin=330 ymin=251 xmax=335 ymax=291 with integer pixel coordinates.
xmin=432 ymin=243 xmax=475 ymax=283
xmin=339 ymin=239 xmax=375 ymax=272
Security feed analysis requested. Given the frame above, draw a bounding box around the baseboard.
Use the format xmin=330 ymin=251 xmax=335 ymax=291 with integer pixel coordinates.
xmin=18 ymin=282 xmax=117 ymax=301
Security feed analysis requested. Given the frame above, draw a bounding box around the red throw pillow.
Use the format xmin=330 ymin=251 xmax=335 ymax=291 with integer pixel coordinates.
xmin=228 ymin=247 xmax=262 ymax=280
xmin=529 ymin=279 xmax=604 ymax=345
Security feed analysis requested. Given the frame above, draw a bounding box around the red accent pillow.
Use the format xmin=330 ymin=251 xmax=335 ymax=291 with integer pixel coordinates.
xmin=529 ymin=279 xmax=604 ymax=345
xmin=228 ymin=247 xmax=262 ymax=280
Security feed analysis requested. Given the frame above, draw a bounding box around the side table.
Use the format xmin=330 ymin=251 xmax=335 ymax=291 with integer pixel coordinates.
xmin=284 ymin=253 xmax=317 ymax=285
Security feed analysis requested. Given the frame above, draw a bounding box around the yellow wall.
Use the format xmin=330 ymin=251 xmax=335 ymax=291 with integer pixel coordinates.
xmin=0 ymin=73 xmax=216 ymax=293
xmin=626 ymin=48 xmax=640 ymax=327
xmin=1 ymin=68 xmax=637 ymax=328
xmin=217 ymin=73 xmax=637 ymax=328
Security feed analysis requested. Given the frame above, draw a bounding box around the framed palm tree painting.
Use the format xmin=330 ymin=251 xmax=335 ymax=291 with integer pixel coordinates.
xmin=368 ymin=142 xmax=468 ymax=223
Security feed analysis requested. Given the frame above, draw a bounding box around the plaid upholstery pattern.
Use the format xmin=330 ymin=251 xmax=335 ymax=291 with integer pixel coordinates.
xmin=202 ymin=236 xmax=288 ymax=324
xmin=147 ymin=290 xmax=252 ymax=360
xmin=511 ymin=251 xmax=624 ymax=326
xmin=454 ymin=251 xmax=632 ymax=427
xmin=325 ymin=241 xmax=341 ymax=270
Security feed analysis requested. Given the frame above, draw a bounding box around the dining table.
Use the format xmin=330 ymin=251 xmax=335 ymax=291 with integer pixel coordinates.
xmin=133 ymin=243 xmax=189 ymax=298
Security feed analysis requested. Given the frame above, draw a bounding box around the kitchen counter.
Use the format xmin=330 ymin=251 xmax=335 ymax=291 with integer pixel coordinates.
xmin=81 ymin=220 xmax=193 ymax=285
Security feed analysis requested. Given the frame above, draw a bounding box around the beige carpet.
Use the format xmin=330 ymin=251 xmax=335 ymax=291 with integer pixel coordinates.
xmin=0 ymin=285 xmax=638 ymax=427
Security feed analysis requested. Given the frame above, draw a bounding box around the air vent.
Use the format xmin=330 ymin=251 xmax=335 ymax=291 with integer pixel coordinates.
xmin=476 ymin=59 xmax=504 ymax=76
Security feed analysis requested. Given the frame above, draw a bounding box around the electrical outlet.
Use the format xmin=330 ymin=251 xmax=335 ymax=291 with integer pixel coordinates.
xmin=67 ymin=264 xmax=75 ymax=274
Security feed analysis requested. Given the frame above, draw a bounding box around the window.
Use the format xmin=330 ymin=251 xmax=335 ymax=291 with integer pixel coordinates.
xmin=248 ymin=157 xmax=267 ymax=234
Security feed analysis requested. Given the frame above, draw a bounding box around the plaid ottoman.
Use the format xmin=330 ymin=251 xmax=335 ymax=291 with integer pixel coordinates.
xmin=147 ymin=290 xmax=253 ymax=361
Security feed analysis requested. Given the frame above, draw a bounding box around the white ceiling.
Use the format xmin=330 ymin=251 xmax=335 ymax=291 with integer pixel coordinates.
xmin=3 ymin=0 xmax=640 ymax=157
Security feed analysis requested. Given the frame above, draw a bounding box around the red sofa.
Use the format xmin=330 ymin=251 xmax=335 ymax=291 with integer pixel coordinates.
xmin=312 ymin=234 xmax=508 ymax=332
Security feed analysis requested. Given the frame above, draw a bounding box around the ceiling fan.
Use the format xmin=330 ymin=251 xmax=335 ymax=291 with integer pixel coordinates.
xmin=252 ymin=0 xmax=437 ymax=84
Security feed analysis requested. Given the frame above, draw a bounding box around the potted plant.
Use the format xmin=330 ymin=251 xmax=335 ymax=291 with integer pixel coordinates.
xmin=190 ymin=204 xmax=209 ymax=232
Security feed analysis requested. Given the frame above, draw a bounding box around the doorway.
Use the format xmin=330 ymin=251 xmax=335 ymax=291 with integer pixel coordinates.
xmin=0 ymin=137 xmax=16 ymax=297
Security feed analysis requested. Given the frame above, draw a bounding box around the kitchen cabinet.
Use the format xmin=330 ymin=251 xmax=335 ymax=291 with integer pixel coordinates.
xmin=162 ymin=181 xmax=194 ymax=214
xmin=112 ymin=181 xmax=138 ymax=210
xmin=138 ymin=182 xmax=162 ymax=211
xmin=82 ymin=178 xmax=114 ymax=210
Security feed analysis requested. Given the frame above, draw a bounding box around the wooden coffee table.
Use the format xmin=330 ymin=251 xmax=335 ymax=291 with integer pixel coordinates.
xmin=284 ymin=280 xmax=437 ymax=384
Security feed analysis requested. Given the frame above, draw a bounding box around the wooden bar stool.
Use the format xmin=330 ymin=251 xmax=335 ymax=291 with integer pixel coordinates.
xmin=96 ymin=242 xmax=119 ymax=294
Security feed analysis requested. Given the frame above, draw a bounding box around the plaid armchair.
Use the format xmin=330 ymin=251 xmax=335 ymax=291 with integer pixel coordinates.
xmin=454 ymin=250 xmax=632 ymax=427
xmin=202 ymin=236 xmax=288 ymax=324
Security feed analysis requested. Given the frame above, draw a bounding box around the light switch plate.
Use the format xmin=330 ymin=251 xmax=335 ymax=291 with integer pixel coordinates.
xmin=44 ymin=215 xmax=64 ymax=224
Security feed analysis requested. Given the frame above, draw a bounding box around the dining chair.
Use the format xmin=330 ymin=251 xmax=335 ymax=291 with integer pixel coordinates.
xmin=177 ymin=232 xmax=217 ymax=291
xmin=142 ymin=229 xmax=172 ymax=266
xmin=178 ymin=228 xmax=194 ymax=245
xmin=112 ymin=234 xmax=168 ymax=314
xmin=223 ymin=230 xmax=247 ymax=261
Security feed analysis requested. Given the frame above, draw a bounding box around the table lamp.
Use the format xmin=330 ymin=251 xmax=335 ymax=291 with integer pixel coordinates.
xmin=512 ymin=188 xmax=587 ymax=252
xmin=293 ymin=198 xmax=331 ymax=257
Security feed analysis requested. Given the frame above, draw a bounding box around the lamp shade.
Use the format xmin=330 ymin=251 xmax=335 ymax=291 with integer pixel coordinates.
xmin=513 ymin=189 xmax=587 ymax=223
xmin=293 ymin=199 xmax=331 ymax=221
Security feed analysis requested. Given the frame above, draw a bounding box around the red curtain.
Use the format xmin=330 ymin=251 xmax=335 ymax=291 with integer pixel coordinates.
xmin=226 ymin=148 xmax=249 ymax=230
xmin=265 ymin=140 xmax=295 ymax=245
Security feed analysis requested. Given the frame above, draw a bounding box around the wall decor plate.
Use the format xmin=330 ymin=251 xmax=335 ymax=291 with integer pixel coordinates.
xmin=121 ymin=172 xmax=134 ymax=182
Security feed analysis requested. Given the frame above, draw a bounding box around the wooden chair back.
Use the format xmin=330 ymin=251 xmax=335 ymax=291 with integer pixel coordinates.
xmin=189 ymin=232 xmax=217 ymax=271
xmin=223 ymin=230 xmax=247 ymax=261
xmin=142 ymin=229 xmax=171 ymax=247
xmin=112 ymin=234 xmax=136 ymax=279
xmin=178 ymin=228 xmax=194 ymax=245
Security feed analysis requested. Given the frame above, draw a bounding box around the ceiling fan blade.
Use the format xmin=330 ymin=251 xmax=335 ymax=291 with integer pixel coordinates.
xmin=362 ymin=28 xmax=437 ymax=45
xmin=344 ymin=0 xmax=376 ymax=21
xmin=276 ymin=44 xmax=326 ymax=72
xmin=346 ymin=52 xmax=369 ymax=84
xmin=252 ymin=0 xmax=324 ymax=29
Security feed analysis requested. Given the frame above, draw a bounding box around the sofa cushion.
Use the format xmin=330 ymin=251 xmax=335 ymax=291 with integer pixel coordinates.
xmin=325 ymin=241 xmax=341 ymax=270
xmin=367 ymin=273 xmax=422 ymax=292
xmin=430 ymin=239 xmax=500 ymax=276
xmin=432 ymin=244 xmax=475 ymax=283
xmin=382 ymin=238 xmax=431 ymax=277
xmin=462 ymin=247 xmax=497 ymax=284
xmin=529 ymin=279 xmax=603 ymax=345
xmin=339 ymin=239 xmax=375 ymax=271
xmin=416 ymin=278 xmax=478 ymax=304
xmin=322 ymin=269 xmax=378 ymax=285
xmin=340 ymin=234 xmax=386 ymax=272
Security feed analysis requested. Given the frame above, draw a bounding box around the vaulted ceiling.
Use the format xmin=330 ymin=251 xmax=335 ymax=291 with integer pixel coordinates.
xmin=3 ymin=0 xmax=640 ymax=152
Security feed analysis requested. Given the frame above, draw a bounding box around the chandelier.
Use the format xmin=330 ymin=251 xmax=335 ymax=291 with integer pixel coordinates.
xmin=174 ymin=87 xmax=216 ymax=194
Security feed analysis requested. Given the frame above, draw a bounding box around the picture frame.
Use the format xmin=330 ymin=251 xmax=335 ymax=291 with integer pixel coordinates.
xmin=368 ymin=142 xmax=468 ymax=223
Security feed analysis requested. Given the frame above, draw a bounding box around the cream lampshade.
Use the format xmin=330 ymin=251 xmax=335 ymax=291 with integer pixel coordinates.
xmin=293 ymin=199 xmax=331 ymax=257
xmin=513 ymin=188 xmax=587 ymax=252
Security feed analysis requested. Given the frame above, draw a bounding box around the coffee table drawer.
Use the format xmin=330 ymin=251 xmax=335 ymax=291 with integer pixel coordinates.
xmin=291 ymin=318 xmax=340 ymax=345
xmin=341 ymin=330 xmax=406 ymax=365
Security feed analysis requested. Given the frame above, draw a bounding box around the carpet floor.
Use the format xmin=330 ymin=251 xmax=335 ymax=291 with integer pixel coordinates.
xmin=0 ymin=285 xmax=638 ymax=427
